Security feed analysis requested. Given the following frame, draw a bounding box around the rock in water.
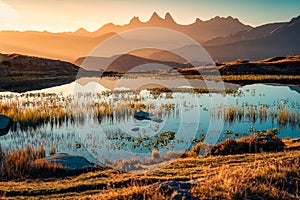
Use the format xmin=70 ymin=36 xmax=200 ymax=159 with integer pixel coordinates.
xmin=0 ymin=115 xmax=10 ymax=136
xmin=134 ymin=111 xmax=163 ymax=122
xmin=152 ymin=118 xmax=163 ymax=123
xmin=131 ymin=127 xmax=140 ymax=132
xmin=134 ymin=110 xmax=151 ymax=120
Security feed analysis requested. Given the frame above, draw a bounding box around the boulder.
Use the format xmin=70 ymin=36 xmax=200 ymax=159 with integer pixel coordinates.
xmin=134 ymin=110 xmax=151 ymax=120
xmin=38 ymin=153 xmax=94 ymax=170
xmin=134 ymin=111 xmax=163 ymax=123
xmin=0 ymin=114 xmax=10 ymax=136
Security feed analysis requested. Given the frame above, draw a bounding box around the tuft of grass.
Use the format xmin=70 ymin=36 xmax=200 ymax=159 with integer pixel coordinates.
xmin=188 ymin=129 xmax=285 ymax=157
xmin=278 ymin=104 xmax=289 ymax=125
xmin=210 ymin=130 xmax=284 ymax=156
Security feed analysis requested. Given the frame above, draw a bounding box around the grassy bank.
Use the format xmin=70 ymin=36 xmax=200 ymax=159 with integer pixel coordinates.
xmin=0 ymin=148 xmax=299 ymax=199
xmin=0 ymin=136 xmax=299 ymax=199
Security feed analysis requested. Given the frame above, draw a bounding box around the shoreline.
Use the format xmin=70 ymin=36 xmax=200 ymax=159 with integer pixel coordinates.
xmin=1 ymin=75 xmax=300 ymax=93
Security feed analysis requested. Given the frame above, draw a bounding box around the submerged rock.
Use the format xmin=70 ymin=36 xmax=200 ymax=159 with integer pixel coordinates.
xmin=0 ymin=114 xmax=10 ymax=136
xmin=131 ymin=127 xmax=140 ymax=132
xmin=152 ymin=118 xmax=163 ymax=123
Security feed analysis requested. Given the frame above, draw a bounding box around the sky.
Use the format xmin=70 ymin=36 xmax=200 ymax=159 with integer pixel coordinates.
xmin=0 ymin=0 xmax=299 ymax=32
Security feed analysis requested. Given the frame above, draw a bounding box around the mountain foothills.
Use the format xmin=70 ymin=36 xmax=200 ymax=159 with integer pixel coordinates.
xmin=1 ymin=12 xmax=299 ymax=63
xmin=1 ymin=52 xmax=300 ymax=92
xmin=75 ymin=54 xmax=192 ymax=73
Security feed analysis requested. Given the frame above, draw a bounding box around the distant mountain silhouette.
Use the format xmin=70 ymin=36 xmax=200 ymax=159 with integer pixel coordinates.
xmin=0 ymin=13 xmax=299 ymax=64
xmin=85 ymin=12 xmax=251 ymax=43
xmin=0 ymin=12 xmax=250 ymax=62
xmin=204 ymin=15 xmax=300 ymax=61
xmin=203 ymin=22 xmax=285 ymax=47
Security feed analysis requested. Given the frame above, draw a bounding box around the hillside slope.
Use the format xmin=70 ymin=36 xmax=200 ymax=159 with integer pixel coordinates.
xmin=75 ymin=54 xmax=192 ymax=72
xmin=0 ymin=53 xmax=92 ymax=92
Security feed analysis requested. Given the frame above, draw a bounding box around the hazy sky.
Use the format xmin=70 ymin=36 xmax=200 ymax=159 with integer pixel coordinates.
xmin=0 ymin=0 xmax=299 ymax=32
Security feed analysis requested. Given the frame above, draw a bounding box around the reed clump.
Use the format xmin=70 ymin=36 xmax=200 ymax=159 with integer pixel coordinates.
xmin=0 ymin=92 xmax=179 ymax=131
xmin=278 ymin=104 xmax=289 ymax=125
xmin=213 ymin=102 xmax=300 ymax=127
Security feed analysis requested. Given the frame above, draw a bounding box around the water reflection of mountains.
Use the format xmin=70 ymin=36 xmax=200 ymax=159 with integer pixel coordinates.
xmin=288 ymin=85 xmax=300 ymax=95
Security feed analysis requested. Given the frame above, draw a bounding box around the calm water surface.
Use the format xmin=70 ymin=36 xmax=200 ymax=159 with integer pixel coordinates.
xmin=0 ymin=81 xmax=299 ymax=163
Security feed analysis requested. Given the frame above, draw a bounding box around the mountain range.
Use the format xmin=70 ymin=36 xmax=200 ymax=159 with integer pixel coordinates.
xmin=205 ymin=15 xmax=300 ymax=61
xmin=72 ymin=12 xmax=252 ymax=42
xmin=0 ymin=12 xmax=299 ymax=65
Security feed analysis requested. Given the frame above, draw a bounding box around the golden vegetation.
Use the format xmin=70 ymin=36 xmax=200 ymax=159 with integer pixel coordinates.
xmin=0 ymin=92 xmax=177 ymax=131
xmin=180 ymin=74 xmax=300 ymax=83
xmin=221 ymin=75 xmax=300 ymax=82
xmin=0 ymin=144 xmax=64 ymax=180
xmin=2 ymin=90 xmax=298 ymax=133
xmin=191 ymin=156 xmax=300 ymax=199
xmin=0 ymin=146 xmax=299 ymax=199
xmin=212 ymin=102 xmax=300 ymax=126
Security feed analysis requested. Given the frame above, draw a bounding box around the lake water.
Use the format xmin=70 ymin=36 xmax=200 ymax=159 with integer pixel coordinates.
xmin=0 ymin=80 xmax=299 ymax=164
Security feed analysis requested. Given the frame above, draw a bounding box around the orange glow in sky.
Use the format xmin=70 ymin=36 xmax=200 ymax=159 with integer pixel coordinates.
xmin=0 ymin=0 xmax=299 ymax=32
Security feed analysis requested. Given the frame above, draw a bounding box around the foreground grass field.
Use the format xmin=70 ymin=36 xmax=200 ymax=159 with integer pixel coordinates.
xmin=0 ymin=138 xmax=299 ymax=199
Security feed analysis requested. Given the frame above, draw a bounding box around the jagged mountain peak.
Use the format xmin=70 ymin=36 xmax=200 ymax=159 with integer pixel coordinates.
xmin=130 ymin=16 xmax=141 ymax=24
xmin=164 ymin=12 xmax=175 ymax=23
xmin=149 ymin=12 xmax=163 ymax=22
xmin=210 ymin=15 xmax=239 ymax=22
xmin=195 ymin=18 xmax=203 ymax=24
xmin=75 ymin=28 xmax=89 ymax=33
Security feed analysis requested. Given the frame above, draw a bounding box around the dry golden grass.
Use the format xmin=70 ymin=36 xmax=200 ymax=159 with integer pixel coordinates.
xmin=0 ymin=144 xmax=299 ymax=199
xmin=191 ymin=157 xmax=300 ymax=199
xmin=0 ymin=145 xmax=67 ymax=180
xmin=283 ymin=138 xmax=300 ymax=151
